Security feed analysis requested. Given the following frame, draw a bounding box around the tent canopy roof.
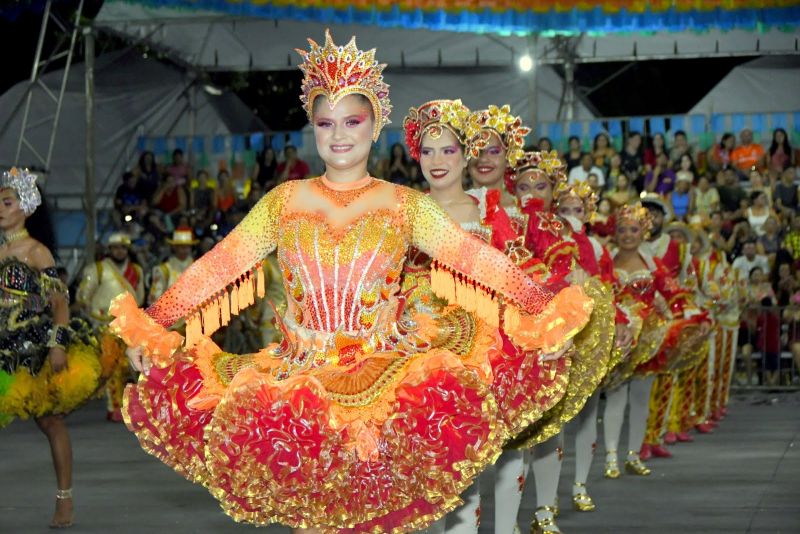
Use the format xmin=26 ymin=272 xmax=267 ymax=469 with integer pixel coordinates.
xmin=690 ymin=55 xmax=800 ymax=116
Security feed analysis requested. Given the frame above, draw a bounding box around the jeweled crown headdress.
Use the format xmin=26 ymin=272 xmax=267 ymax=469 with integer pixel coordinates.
xmin=296 ymin=30 xmax=391 ymax=141
xmin=555 ymin=181 xmax=598 ymax=218
xmin=465 ymin=105 xmax=531 ymax=168
xmin=1 ymin=167 xmax=41 ymax=215
xmin=514 ymin=150 xmax=568 ymax=184
xmin=403 ymin=99 xmax=471 ymax=161
xmin=616 ymin=202 xmax=653 ymax=236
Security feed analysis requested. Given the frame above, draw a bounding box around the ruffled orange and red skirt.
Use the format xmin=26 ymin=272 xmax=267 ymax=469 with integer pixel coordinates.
xmin=122 ymin=306 xmax=569 ymax=533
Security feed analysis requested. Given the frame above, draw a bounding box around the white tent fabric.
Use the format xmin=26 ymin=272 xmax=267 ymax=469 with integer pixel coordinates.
xmin=690 ymin=56 xmax=800 ymax=115
xmin=95 ymin=3 xmax=800 ymax=70
xmin=383 ymin=68 xmax=596 ymax=126
xmin=0 ymin=49 xmax=264 ymax=199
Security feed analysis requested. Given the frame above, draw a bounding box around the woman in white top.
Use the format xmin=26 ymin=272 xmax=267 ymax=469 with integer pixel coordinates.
xmin=746 ymin=190 xmax=777 ymax=236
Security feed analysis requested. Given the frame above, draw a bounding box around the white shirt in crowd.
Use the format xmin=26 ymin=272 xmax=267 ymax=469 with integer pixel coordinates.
xmin=568 ymin=165 xmax=606 ymax=186
xmin=731 ymin=254 xmax=769 ymax=280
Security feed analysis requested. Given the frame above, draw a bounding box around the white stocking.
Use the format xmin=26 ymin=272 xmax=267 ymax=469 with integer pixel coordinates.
xmin=574 ymin=393 xmax=600 ymax=487
xmin=603 ymin=383 xmax=629 ymax=461
xmin=493 ymin=449 xmax=525 ymax=534
xmin=422 ymin=518 xmax=446 ymax=534
xmin=628 ymin=376 xmax=655 ymax=456
xmin=531 ymin=433 xmax=564 ymax=508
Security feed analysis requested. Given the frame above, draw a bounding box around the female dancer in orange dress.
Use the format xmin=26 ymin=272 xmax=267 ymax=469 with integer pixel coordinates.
xmin=113 ymin=33 xmax=592 ymax=533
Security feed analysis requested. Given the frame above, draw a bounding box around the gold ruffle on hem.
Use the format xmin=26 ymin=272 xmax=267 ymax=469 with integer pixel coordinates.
xmin=507 ymin=278 xmax=615 ymax=449
xmin=603 ymin=313 xmax=669 ymax=390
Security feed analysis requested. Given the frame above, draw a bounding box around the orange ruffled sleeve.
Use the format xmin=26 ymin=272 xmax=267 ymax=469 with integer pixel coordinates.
xmin=108 ymin=293 xmax=183 ymax=368
xmin=408 ymin=191 xmax=592 ymax=352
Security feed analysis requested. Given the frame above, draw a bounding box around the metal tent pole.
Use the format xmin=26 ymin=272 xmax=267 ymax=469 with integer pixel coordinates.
xmin=84 ymin=26 xmax=96 ymax=262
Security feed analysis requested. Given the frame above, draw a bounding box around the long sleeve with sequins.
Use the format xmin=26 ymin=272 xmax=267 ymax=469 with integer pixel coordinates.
xmin=146 ymin=183 xmax=289 ymax=328
xmin=407 ymin=191 xmax=593 ymax=352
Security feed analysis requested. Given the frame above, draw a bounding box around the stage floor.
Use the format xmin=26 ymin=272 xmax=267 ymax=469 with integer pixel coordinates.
xmin=2 ymin=391 xmax=798 ymax=533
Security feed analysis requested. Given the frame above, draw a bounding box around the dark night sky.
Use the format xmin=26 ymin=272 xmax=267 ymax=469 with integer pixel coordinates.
xmin=1 ymin=1 xmax=754 ymax=131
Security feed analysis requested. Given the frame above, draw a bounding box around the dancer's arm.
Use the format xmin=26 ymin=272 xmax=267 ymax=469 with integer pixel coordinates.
xmin=408 ymin=191 xmax=592 ymax=352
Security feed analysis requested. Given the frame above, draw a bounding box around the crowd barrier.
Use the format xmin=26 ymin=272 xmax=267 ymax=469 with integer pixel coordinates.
xmin=734 ymin=304 xmax=800 ymax=391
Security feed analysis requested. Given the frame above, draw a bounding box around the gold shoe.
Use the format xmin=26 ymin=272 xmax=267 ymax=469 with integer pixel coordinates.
xmin=624 ymin=453 xmax=652 ymax=476
xmin=604 ymin=459 xmax=621 ymax=479
xmin=572 ymin=483 xmax=596 ymax=512
xmin=530 ymin=505 xmax=561 ymax=534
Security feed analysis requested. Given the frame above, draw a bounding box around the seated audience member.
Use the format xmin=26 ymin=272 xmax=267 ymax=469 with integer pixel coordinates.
xmin=379 ymin=143 xmax=413 ymax=185
xmin=564 ymin=136 xmax=585 ymax=173
xmin=537 ymin=137 xmax=553 ymax=152
xmin=707 ymin=132 xmax=736 ymax=174
xmin=216 ymin=170 xmax=237 ymax=214
xmin=568 ymin=152 xmax=605 ymax=186
xmin=669 ymin=174 xmax=692 ymax=221
xmin=774 ymin=166 xmax=799 ymax=215
xmin=669 ymin=130 xmax=693 ymax=168
xmin=746 ymin=190 xmax=777 ymax=237
xmin=254 ymin=146 xmax=278 ymax=191
xmin=607 ymin=153 xmax=624 ymax=188
xmin=675 ymin=153 xmax=696 ymax=183
xmin=782 ymin=214 xmax=800 ymax=264
xmin=643 ymin=152 xmax=676 ymax=194
xmin=717 ymin=168 xmax=747 ymax=219
xmin=166 ymin=148 xmax=190 ymax=185
xmin=114 ymin=171 xmax=148 ymax=224
xmin=757 ymin=215 xmax=782 ymax=265
xmin=277 ymin=145 xmax=311 ymax=182
xmin=693 ymin=175 xmax=720 ymax=220
xmin=644 ymin=132 xmax=668 ymax=171
xmin=708 ymin=211 xmax=731 ymax=255
xmin=592 ymin=132 xmax=616 ymax=173
xmin=732 ymin=238 xmax=769 ymax=279
xmin=590 ymin=198 xmax=615 ymax=243
xmin=749 ymin=169 xmax=774 ymax=207
xmin=769 ymin=127 xmax=795 ymax=173
xmin=731 ymin=128 xmax=766 ymax=174
xmin=151 ymin=174 xmax=187 ymax=227
xmin=604 ymin=173 xmax=636 ymax=210
xmin=620 ymin=131 xmax=645 ymax=187
xmin=136 ymin=150 xmax=161 ymax=199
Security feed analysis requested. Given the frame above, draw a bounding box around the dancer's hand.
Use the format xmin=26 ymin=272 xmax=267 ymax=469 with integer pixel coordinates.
xmin=539 ymin=339 xmax=573 ymax=362
xmin=48 ymin=346 xmax=68 ymax=373
xmin=614 ymin=323 xmax=633 ymax=350
xmin=126 ymin=346 xmax=151 ymax=375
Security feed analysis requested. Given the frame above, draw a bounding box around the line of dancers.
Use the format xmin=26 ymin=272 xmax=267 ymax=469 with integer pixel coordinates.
xmin=0 ymin=30 xmax=745 ymax=532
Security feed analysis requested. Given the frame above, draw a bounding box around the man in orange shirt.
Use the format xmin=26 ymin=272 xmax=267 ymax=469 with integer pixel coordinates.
xmin=731 ymin=128 xmax=766 ymax=174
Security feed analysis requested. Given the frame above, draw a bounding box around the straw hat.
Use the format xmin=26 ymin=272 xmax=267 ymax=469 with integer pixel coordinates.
xmin=639 ymin=192 xmax=674 ymax=224
xmin=166 ymin=227 xmax=199 ymax=246
xmin=107 ymin=232 xmax=132 ymax=247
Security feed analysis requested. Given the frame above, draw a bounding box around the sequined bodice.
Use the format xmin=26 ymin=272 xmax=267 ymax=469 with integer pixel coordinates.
xmin=0 ymin=257 xmax=52 ymax=310
xmin=614 ymin=269 xmax=655 ymax=301
xmin=277 ymin=211 xmax=409 ymax=333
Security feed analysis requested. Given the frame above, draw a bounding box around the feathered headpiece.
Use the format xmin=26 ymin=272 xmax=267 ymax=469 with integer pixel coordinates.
xmin=464 ymin=105 xmax=531 ymax=168
xmin=296 ymin=30 xmax=391 ymax=141
xmin=616 ymin=202 xmax=654 ymax=237
xmin=1 ymin=167 xmax=41 ymax=215
xmin=555 ymin=181 xmax=598 ymax=218
xmin=403 ymin=99 xmax=471 ymax=161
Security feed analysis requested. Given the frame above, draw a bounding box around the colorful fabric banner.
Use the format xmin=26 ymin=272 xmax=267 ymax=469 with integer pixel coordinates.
xmin=111 ymin=0 xmax=800 ymax=34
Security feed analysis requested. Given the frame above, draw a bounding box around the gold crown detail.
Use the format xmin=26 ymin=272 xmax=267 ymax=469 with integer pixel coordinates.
xmin=403 ymin=99 xmax=471 ymax=161
xmin=465 ymin=105 xmax=531 ymax=168
xmin=296 ymin=30 xmax=391 ymax=141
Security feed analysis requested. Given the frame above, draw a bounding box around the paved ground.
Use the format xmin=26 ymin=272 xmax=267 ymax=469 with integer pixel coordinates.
xmin=1 ymin=391 xmax=798 ymax=533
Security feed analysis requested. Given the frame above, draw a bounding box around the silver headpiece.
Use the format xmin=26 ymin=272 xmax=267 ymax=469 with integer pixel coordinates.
xmin=1 ymin=168 xmax=42 ymax=215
